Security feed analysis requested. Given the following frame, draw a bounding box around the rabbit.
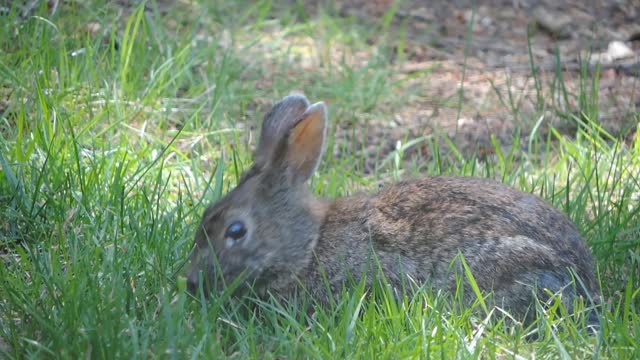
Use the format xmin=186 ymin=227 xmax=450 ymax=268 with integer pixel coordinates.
xmin=186 ymin=94 xmax=600 ymax=322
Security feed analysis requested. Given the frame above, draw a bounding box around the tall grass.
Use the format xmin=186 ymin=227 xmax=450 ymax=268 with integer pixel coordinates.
xmin=1 ymin=1 xmax=639 ymax=358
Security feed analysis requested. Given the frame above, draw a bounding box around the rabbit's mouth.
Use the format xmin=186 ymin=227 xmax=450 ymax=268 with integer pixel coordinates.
xmin=218 ymin=263 xmax=286 ymax=297
xmin=187 ymin=265 xmax=254 ymax=297
xmin=186 ymin=250 xmax=281 ymax=297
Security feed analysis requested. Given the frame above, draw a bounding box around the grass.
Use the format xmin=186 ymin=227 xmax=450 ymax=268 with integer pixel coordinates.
xmin=1 ymin=0 xmax=639 ymax=358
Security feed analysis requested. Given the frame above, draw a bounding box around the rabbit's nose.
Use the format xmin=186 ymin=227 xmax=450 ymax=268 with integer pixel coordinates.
xmin=187 ymin=272 xmax=203 ymax=295
xmin=187 ymin=269 xmax=216 ymax=297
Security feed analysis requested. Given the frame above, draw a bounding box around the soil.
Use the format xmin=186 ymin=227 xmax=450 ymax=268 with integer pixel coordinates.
xmin=6 ymin=0 xmax=638 ymax=170
xmin=328 ymin=0 xmax=639 ymax=170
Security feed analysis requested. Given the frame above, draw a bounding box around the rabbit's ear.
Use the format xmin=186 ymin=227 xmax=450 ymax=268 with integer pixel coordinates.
xmin=256 ymin=94 xmax=310 ymax=166
xmin=283 ymin=102 xmax=327 ymax=183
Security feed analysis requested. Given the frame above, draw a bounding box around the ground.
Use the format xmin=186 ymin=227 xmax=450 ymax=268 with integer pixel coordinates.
xmin=1 ymin=0 xmax=639 ymax=358
xmin=9 ymin=0 xmax=638 ymax=164
xmin=316 ymin=0 xmax=640 ymax=166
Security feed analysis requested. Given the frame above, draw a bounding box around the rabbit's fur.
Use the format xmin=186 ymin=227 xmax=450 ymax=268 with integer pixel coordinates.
xmin=187 ymin=94 xmax=600 ymax=321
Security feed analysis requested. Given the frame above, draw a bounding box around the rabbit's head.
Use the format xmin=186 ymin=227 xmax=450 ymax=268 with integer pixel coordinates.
xmin=186 ymin=94 xmax=328 ymax=296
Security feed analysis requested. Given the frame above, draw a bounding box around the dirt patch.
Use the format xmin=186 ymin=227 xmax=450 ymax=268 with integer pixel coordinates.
xmin=320 ymin=0 xmax=640 ymax=168
xmin=10 ymin=0 xmax=638 ymax=168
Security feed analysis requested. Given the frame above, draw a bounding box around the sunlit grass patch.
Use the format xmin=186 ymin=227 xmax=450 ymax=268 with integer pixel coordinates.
xmin=1 ymin=0 xmax=639 ymax=358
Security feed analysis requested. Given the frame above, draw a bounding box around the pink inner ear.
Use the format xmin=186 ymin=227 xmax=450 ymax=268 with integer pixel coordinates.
xmin=290 ymin=111 xmax=323 ymax=149
xmin=286 ymin=108 xmax=325 ymax=179
xmin=292 ymin=116 xmax=314 ymax=144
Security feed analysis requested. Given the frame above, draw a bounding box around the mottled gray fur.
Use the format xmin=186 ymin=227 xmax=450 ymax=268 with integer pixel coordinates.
xmin=186 ymin=94 xmax=600 ymax=322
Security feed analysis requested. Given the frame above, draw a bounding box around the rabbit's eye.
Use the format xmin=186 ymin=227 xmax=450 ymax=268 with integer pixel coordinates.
xmin=224 ymin=221 xmax=247 ymax=247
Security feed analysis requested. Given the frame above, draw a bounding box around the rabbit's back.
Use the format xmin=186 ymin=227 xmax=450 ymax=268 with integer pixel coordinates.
xmin=309 ymin=176 xmax=598 ymax=316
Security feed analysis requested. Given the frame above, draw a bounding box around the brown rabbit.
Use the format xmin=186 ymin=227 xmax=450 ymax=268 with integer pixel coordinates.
xmin=186 ymin=94 xmax=600 ymax=322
